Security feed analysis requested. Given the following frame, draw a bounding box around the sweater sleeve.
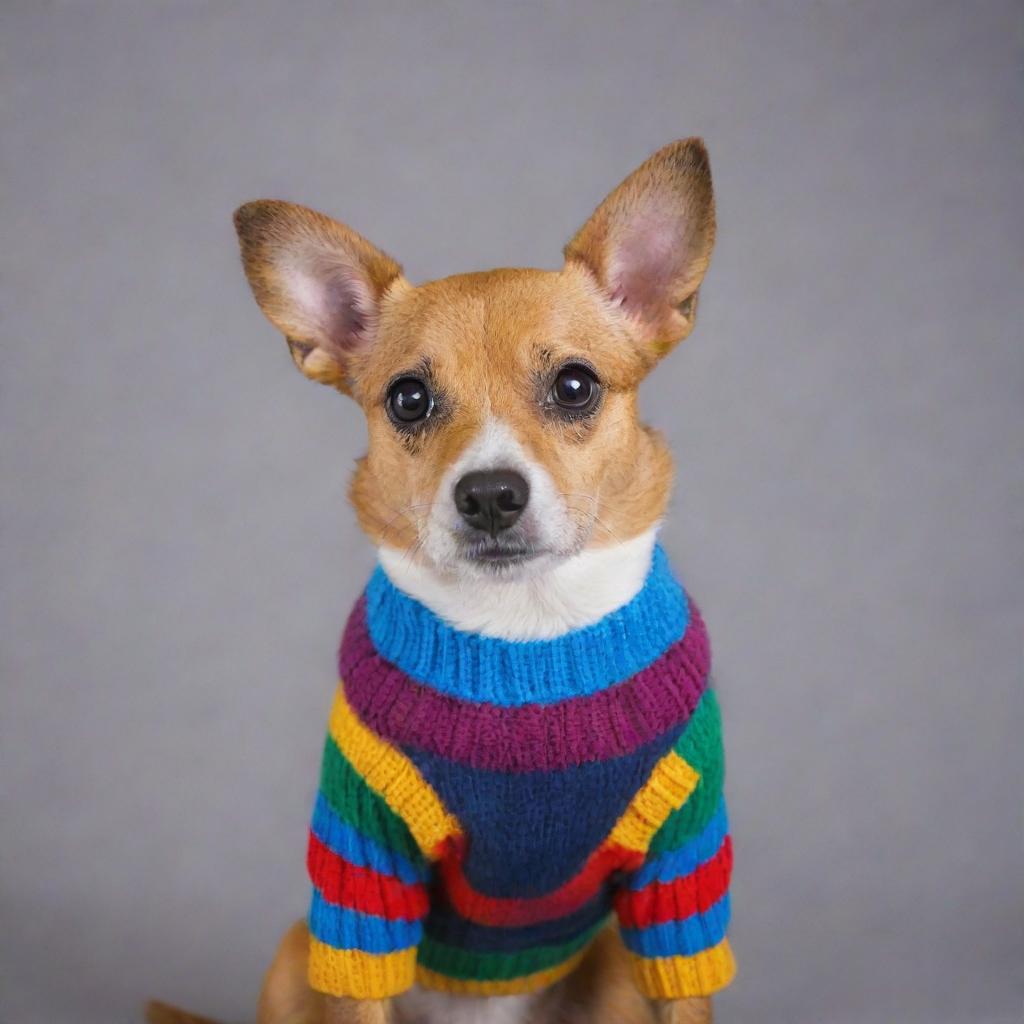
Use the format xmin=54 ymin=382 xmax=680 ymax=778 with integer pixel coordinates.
xmin=305 ymin=690 xmax=434 ymax=999
xmin=613 ymin=691 xmax=736 ymax=999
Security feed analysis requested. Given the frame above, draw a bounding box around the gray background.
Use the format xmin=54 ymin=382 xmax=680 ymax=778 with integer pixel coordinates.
xmin=2 ymin=2 xmax=1021 ymax=1023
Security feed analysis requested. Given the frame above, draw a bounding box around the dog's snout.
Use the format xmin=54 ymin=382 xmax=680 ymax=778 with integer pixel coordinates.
xmin=454 ymin=470 xmax=530 ymax=536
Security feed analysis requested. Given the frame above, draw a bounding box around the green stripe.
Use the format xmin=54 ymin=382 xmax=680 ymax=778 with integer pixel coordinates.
xmin=318 ymin=733 xmax=422 ymax=861
xmin=418 ymin=918 xmax=608 ymax=981
xmin=649 ymin=691 xmax=725 ymax=854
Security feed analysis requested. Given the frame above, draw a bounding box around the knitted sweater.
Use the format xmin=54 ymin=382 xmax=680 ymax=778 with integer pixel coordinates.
xmin=306 ymin=545 xmax=735 ymax=1000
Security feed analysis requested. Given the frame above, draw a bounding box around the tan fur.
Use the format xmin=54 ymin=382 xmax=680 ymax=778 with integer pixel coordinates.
xmin=147 ymin=139 xmax=719 ymax=1024
xmin=347 ymin=265 xmax=677 ymax=554
xmin=145 ymin=1000 xmax=229 ymax=1024
xmin=550 ymin=925 xmax=660 ymax=1024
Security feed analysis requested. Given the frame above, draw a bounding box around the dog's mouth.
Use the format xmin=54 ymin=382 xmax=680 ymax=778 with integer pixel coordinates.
xmin=456 ymin=533 xmax=542 ymax=570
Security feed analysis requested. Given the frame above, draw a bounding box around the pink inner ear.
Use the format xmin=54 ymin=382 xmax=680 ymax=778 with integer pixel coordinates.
xmin=284 ymin=254 xmax=377 ymax=356
xmin=607 ymin=205 xmax=685 ymax=328
xmin=320 ymin=265 xmax=376 ymax=351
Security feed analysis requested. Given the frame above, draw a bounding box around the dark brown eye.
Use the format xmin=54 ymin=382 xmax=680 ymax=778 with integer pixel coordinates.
xmin=387 ymin=377 xmax=432 ymax=424
xmin=550 ymin=365 xmax=599 ymax=413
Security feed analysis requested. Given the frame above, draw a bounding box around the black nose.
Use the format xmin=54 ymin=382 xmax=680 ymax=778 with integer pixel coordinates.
xmin=454 ymin=470 xmax=530 ymax=536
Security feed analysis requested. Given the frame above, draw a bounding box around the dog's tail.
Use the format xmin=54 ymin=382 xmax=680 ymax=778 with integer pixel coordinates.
xmin=144 ymin=1000 xmax=225 ymax=1024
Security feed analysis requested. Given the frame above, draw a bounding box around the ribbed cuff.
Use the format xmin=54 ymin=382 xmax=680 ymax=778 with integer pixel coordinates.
xmin=628 ymin=938 xmax=736 ymax=998
xmin=307 ymin=938 xmax=417 ymax=999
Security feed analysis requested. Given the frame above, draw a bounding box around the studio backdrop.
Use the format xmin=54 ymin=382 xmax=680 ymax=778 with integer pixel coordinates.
xmin=2 ymin=3 xmax=1021 ymax=1024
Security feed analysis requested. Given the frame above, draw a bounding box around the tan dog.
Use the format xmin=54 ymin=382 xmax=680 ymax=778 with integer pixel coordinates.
xmin=149 ymin=138 xmax=717 ymax=1024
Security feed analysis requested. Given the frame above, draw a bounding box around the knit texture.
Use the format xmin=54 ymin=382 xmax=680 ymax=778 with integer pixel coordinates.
xmin=306 ymin=544 xmax=735 ymax=1000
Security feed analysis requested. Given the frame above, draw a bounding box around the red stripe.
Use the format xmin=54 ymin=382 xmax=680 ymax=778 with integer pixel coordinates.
xmin=439 ymin=836 xmax=642 ymax=927
xmin=307 ymin=830 xmax=428 ymax=920
xmin=614 ymin=835 xmax=732 ymax=929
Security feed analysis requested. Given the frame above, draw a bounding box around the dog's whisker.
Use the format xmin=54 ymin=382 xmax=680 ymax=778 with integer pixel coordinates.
xmin=562 ymin=500 xmax=624 ymax=545
xmin=401 ymin=535 xmax=426 ymax=566
xmin=372 ymin=500 xmax=436 ymax=547
xmin=559 ymin=490 xmax=634 ymax=514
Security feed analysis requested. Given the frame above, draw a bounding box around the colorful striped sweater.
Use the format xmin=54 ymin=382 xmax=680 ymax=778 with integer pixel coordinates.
xmin=306 ymin=545 xmax=735 ymax=1000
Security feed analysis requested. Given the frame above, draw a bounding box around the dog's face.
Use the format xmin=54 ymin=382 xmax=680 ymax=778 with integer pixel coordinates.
xmin=234 ymin=140 xmax=715 ymax=580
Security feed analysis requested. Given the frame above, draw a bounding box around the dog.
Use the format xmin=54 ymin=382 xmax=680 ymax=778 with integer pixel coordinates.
xmin=149 ymin=138 xmax=727 ymax=1024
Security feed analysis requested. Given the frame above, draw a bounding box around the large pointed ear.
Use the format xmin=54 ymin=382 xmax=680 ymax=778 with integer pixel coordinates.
xmin=563 ymin=138 xmax=716 ymax=362
xmin=233 ymin=200 xmax=405 ymax=392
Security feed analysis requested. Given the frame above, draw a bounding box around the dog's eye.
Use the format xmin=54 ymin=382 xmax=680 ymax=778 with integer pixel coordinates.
xmin=549 ymin=365 xmax=599 ymax=413
xmin=387 ymin=377 xmax=432 ymax=424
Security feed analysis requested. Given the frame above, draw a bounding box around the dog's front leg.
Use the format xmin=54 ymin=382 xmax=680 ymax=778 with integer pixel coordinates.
xmin=323 ymin=996 xmax=394 ymax=1024
xmin=651 ymin=997 xmax=712 ymax=1024
xmin=257 ymin=921 xmax=394 ymax=1024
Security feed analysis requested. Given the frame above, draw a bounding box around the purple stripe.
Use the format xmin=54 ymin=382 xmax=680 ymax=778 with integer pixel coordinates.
xmin=339 ymin=596 xmax=711 ymax=773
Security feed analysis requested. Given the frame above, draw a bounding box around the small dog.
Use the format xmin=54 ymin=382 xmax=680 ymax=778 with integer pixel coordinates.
xmin=149 ymin=138 xmax=729 ymax=1024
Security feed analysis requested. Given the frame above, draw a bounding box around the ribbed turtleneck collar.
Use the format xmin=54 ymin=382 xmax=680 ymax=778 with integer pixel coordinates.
xmin=361 ymin=545 xmax=690 ymax=707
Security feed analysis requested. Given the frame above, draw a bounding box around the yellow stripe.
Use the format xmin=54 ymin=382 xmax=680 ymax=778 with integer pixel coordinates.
xmin=329 ymin=684 xmax=460 ymax=857
xmin=416 ymin=949 xmax=587 ymax=996
xmin=308 ymin=939 xmax=416 ymax=999
xmin=628 ymin=939 xmax=736 ymax=998
xmin=608 ymin=749 xmax=699 ymax=853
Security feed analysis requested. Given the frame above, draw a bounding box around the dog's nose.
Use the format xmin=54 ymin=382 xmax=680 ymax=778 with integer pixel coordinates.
xmin=454 ymin=470 xmax=530 ymax=536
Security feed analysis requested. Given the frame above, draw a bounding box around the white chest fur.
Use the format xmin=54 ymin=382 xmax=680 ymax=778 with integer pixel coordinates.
xmin=378 ymin=527 xmax=657 ymax=641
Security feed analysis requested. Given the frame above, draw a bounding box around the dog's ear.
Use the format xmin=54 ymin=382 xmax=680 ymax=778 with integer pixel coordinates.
xmin=233 ymin=200 xmax=404 ymax=392
xmin=563 ymin=138 xmax=716 ymax=362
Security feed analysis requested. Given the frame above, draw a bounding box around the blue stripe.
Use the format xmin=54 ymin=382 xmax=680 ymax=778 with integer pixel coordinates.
xmin=367 ymin=544 xmax=688 ymax=706
xmin=308 ymin=890 xmax=422 ymax=953
xmin=620 ymin=894 xmax=731 ymax=958
xmin=626 ymin=800 xmax=729 ymax=889
xmin=311 ymin=793 xmax=427 ymax=885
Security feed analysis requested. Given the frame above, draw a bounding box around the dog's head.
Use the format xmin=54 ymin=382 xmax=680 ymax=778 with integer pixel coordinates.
xmin=234 ymin=139 xmax=715 ymax=581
